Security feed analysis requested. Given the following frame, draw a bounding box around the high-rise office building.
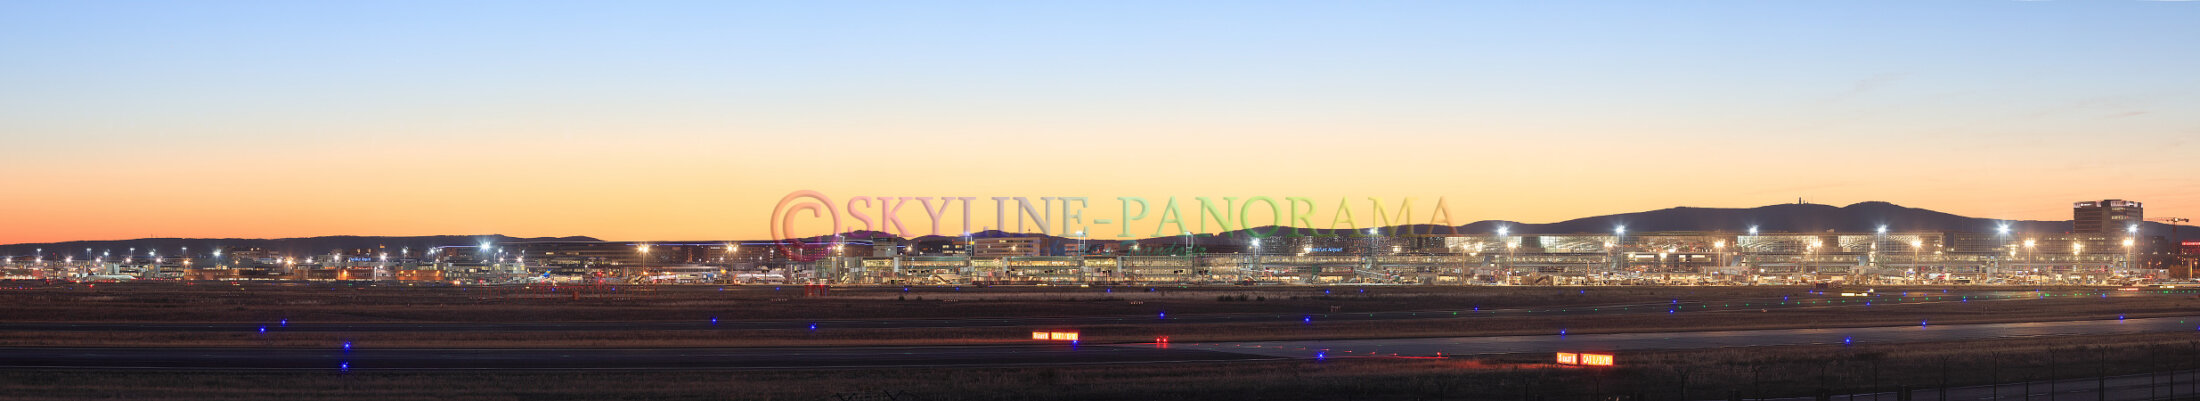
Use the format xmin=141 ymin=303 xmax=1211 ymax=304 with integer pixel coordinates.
xmin=2073 ymin=199 xmax=2142 ymax=234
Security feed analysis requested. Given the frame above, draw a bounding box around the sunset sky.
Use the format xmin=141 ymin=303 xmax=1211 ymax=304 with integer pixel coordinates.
xmin=4 ymin=1 xmax=2197 ymax=244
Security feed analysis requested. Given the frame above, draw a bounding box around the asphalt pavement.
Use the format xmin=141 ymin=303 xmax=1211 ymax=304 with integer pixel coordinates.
xmin=0 ymin=344 xmax=1277 ymax=370
xmin=1168 ymin=315 xmax=2200 ymax=359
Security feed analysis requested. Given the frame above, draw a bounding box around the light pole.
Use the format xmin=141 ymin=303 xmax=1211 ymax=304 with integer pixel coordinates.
xmin=2073 ymin=243 xmax=2085 ymax=284
xmin=1713 ymin=240 xmax=1727 ymax=282
xmin=2124 ymin=237 xmax=2138 ymax=279
xmin=1248 ymin=237 xmax=1260 ymax=284
xmin=2024 ymin=238 xmax=2037 ymax=284
xmin=1183 ymin=231 xmax=1194 ymax=257
xmin=1496 ymin=226 xmax=1510 ymax=285
xmin=1612 ymin=225 xmax=1627 ymax=283
xmin=1364 ymin=227 xmax=1378 ymax=283
xmin=2127 ymin=224 xmax=2140 ymax=277
xmin=1505 ymin=241 xmax=1519 ymax=282
xmin=1451 ymin=242 xmax=1466 ymax=285
xmin=1807 ymin=240 xmax=1822 ymax=282
xmin=1995 ymin=224 xmax=2012 ymax=280
xmin=1911 ymin=239 xmax=1924 ymax=282
xmin=1075 ymin=230 xmax=1089 ymax=283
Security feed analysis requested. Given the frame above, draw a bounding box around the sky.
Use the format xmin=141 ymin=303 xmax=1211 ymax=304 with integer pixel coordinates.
xmin=2 ymin=1 xmax=2197 ymax=244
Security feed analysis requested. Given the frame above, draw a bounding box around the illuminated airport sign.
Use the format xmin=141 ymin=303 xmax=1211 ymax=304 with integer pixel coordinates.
xmin=1555 ymin=352 xmax=1613 ymax=367
xmin=1031 ymin=331 xmax=1080 ymax=342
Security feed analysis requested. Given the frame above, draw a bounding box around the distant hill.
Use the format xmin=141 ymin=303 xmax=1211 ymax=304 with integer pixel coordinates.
xmin=996 ymin=201 xmax=2181 ymax=244
xmin=1496 ymin=201 xmax=2076 ymax=235
xmin=5 ymin=201 xmax=2188 ymax=258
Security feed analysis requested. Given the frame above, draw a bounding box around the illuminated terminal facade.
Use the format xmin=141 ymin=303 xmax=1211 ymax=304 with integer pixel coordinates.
xmin=0 ymin=229 xmax=2173 ymax=286
xmin=797 ymin=229 xmax=2160 ymax=286
xmin=1 ymin=201 xmax=2186 ymax=286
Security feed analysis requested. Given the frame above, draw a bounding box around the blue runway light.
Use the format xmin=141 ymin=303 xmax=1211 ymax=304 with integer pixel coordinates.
xmin=1559 ymin=329 xmax=1567 ymax=337
xmin=1158 ymin=311 xmax=1167 ymax=319
xmin=1844 ymin=336 xmax=1853 ymax=345
xmin=257 ymin=326 xmax=267 ymax=333
xmin=279 ymin=319 xmax=288 ymax=327
xmin=1921 ymin=319 xmax=1928 ymax=327
xmin=343 ymin=341 xmax=352 ymax=352
xmin=1315 ymin=352 xmax=1326 ymax=361
xmin=1302 ymin=316 xmax=1312 ymax=324
xmin=340 ymin=361 xmax=349 ymax=372
xmin=710 ymin=317 xmax=719 ymax=325
xmin=808 ymin=323 xmax=818 ymax=331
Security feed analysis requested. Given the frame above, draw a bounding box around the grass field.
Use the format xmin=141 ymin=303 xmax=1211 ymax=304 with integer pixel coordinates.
xmin=7 ymin=281 xmax=2200 ymax=400
xmin=0 ymin=281 xmax=1846 ymax=322
xmin=7 ymin=332 xmax=2200 ymax=400
xmin=1 ymin=281 xmax=2192 ymax=348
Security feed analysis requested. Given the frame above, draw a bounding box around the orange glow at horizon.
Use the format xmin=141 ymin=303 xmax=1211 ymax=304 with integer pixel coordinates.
xmin=0 ymin=126 xmax=2191 ymax=244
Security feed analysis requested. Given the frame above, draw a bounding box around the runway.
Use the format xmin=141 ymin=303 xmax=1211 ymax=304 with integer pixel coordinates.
xmin=4 ymin=316 xmax=2194 ymax=371
xmin=0 ymin=344 xmax=1278 ymax=370
xmin=1168 ymin=315 xmax=2200 ymax=358
xmin=0 ymin=289 xmax=2089 ymax=333
xmin=1750 ymin=369 xmax=2200 ymax=401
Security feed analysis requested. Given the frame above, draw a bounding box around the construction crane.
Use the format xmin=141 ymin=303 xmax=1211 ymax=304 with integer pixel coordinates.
xmin=2146 ymin=217 xmax=2192 ymax=275
xmin=2149 ymin=217 xmax=2189 ymax=248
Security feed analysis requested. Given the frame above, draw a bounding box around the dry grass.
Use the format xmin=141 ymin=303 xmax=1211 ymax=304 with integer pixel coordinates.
xmin=5 ymin=333 xmax=2199 ymax=400
xmin=1 ymin=281 xmax=2191 ymax=348
xmin=0 ymin=289 xmax=2190 ymax=348
xmin=0 ymin=281 xmax=1905 ymax=323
